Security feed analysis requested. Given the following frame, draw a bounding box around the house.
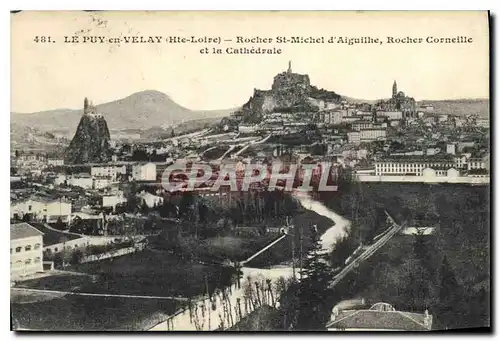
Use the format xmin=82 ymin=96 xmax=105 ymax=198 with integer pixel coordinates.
xmin=66 ymin=173 xmax=93 ymax=189
xmin=137 ymin=191 xmax=163 ymax=208
xmin=132 ymin=163 xmax=157 ymax=181
xmin=377 ymin=110 xmax=403 ymax=120
xmin=91 ymin=165 xmax=127 ymax=181
xmin=93 ymin=177 xmax=113 ymax=190
xmin=11 ymin=223 xmax=44 ymax=279
xmin=11 ymin=196 xmax=72 ymax=224
xmin=446 ymin=144 xmax=456 ymax=155
xmin=100 ymin=191 xmax=127 ymax=211
xmin=47 ymin=158 xmax=64 ymax=167
xmin=327 ymin=302 xmax=433 ymax=331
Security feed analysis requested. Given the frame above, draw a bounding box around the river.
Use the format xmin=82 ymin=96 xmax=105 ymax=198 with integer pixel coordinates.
xmin=149 ymin=192 xmax=351 ymax=331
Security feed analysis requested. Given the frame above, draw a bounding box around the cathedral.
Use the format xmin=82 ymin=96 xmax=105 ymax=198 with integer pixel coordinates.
xmin=376 ymin=80 xmax=416 ymax=118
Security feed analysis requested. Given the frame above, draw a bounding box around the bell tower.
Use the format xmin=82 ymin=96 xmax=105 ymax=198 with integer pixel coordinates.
xmin=287 ymin=60 xmax=292 ymax=73
xmin=392 ymin=80 xmax=397 ymax=98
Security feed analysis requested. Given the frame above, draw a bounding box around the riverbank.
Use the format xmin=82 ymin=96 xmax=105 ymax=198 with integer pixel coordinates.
xmin=149 ymin=192 xmax=351 ymax=331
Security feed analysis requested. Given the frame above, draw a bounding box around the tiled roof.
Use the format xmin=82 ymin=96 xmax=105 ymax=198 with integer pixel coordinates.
xmin=327 ymin=309 xmax=431 ymax=331
xmin=11 ymin=223 xmax=44 ymax=240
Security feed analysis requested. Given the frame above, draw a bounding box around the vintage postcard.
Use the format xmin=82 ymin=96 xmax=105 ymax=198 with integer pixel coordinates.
xmin=10 ymin=11 xmax=490 ymax=331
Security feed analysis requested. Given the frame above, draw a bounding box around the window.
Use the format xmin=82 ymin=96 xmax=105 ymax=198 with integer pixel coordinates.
xmin=25 ymin=259 xmax=31 ymax=265
xmin=25 ymin=245 xmax=32 ymax=251
xmin=28 ymin=205 xmax=32 ymax=211
xmin=34 ymin=243 xmax=41 ymax=250
xmin=15 ymin=247 xmax=22 ymax=253
xmin=54 ymin=247 xmax=58 ymax=252
xmin=34 ymin=257 xmax=41 ymax=263
xmin=10 ymin=248 xmax=12 ymax=254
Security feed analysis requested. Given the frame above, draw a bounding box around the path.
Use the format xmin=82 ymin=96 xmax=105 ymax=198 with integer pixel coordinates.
xmin=11 ymin=287 xmax=189 ymax=302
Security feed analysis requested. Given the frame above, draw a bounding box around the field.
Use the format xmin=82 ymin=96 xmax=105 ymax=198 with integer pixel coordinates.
xmin=17 ymin=250 xmax=231 ymax=298
xmin=11 ymin=293 xmax=178 ymax=331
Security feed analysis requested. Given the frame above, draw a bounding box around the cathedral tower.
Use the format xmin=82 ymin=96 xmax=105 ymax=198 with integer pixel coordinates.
xmin=392 ymin=80 xmax=397 ymax=98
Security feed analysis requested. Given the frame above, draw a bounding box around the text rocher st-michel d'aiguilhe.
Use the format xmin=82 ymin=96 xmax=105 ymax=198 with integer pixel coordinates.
xmin=232 ymin=36 xmax=474 ymax=45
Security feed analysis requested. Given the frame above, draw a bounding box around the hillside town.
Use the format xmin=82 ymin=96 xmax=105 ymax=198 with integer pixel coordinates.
xmin=11 ymin=62 xmax=490 ymax=331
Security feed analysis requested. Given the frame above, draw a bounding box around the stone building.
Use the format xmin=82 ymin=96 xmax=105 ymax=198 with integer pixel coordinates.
xmin=375 ymin=81 xmax=416 ymax=118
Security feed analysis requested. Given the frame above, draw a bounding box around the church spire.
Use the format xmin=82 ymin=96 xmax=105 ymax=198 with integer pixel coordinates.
xmin=287 ymin=60 xmax=292 ymax=73
xmin=392 ymin=80 xmax=397 ymax=98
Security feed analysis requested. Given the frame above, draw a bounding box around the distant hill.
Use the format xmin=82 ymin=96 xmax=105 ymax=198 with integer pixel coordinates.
xmin=418 ymin=99 xmax=489 ymax=118
xmin=11 ymin=90 xmax=238 ymax=137
xmin=341 ymin=97 xmax=490 ymax=119
xmin=140 ymin=116 xmax=223 ymax=140
xmin=10 ymin=124 xmax=69 ymax=154
xmin=341 ymin=96 xmax=382 ymax=105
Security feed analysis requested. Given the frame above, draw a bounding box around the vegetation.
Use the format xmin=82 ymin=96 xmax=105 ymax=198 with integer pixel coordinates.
xmin=323 ymin=182 xmax=490 ymax=329
xmin=11 ymin=295 xmax=180 ymax=331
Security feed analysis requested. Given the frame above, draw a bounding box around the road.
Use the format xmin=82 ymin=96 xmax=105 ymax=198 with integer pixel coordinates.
xmin=329 ymin=211 xmax=405 ymax=288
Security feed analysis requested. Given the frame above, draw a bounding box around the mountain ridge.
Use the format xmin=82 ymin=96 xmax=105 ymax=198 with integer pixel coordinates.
xmin=11 ymin=90 xmax=238 ymax=136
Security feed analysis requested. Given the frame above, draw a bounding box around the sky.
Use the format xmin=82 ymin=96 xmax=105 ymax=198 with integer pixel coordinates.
xmin=11 ymin=11 xmax=489 ymax=113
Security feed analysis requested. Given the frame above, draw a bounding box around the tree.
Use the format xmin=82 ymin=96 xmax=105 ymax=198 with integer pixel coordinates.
xmin=126 ymin=182 xmax=139 ymax=213
xmin=437 ymin=256 xmax=463 ymax=328
xmin=71 ymin=249 xmax=84 ymax=265
xmin=53 ymin=217 xmax=66 ymax=230
xmin=140 ymin=201 xmax=150 ymax=215
xmin=53 ymin=253 xmax=63 ymax=269
xmin=293 ymin=227 xmax=334 ymax=330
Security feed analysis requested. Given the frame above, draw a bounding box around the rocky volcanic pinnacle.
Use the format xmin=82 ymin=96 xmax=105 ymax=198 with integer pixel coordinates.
xmin=64 ymin=98 xmax=112 ymax=164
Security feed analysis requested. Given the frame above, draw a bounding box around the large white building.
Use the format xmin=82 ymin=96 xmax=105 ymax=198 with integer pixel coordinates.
xmin=132 ymin=163 xmax=157 ymax=181
xmin=348 ymin=129 xmax=387 ymax=144
xmin=375 ymin=156 xmax=455 ymax=176
xmin=11 ymin=196 xmax=72 ymax=223
xmin=91 ymin=165 xmax=127 ymax=181
xmin=468 ymin=155 xmax=489 ymax=171
xmin=11 ymin=223 xmax=44 ymax=280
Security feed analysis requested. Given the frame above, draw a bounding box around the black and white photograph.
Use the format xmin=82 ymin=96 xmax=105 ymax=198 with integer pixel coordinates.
xmin=9 ymin=10 xmax=490 ymax=332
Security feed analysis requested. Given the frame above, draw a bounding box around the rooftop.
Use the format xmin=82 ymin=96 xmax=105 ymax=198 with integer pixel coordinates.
xmin=28 ymin=222 xmax=81 ymax=246
xmin=11 ymin=223 xmax=44 ymax=240
xmin=378 ymin=154 xmax=454 ymax=162
xmin=327 ymin=303 xmax=432 ymax=331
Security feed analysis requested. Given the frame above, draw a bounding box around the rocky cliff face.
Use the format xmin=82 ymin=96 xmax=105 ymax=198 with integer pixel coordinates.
xmin=65 ymin=98 xmax=111 ymax=164
xmin=240 ymin=65 xmax=342 ymax=123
